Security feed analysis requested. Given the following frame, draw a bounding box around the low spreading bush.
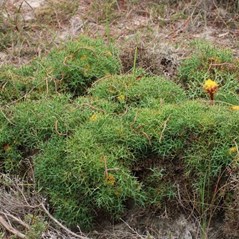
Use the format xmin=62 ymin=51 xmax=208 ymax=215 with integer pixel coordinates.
xmin=44 ymin=36 xmax=121 ymax=96
xmin=1 ymin=37 xmax=239 ymax=236
xmin=33 ymin=96 xmax=239 ymax=229
xmin=0 ymin=65 xmax=40 ymax=105
xmin=90 ymin=74 xmax=186 ymax=109
xmin=0 ymin=36 xmax=121 ymax=105
xmin=178 ymin=40 xmax=239 ymax=104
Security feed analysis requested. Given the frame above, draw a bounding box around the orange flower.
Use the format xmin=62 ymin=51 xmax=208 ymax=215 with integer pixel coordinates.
xmin=203 ymin=79 xmax=218 ymax=94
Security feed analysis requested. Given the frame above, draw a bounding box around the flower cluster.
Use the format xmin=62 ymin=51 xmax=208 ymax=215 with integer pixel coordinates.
xmin=229 ymin=146 xmax=238 ymax=154
xmin=89 ymin=113 xmax=98 ymax=122
xmin=203 ymin=79 xmax=218 ymax=94
xmin=203 ymin=79 xmax=218 ymax=104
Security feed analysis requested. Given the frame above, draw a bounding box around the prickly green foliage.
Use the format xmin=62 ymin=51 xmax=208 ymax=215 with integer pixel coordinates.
xmin=34 ymin=96 xmax=239 ymax=229
xmin=45 ymin=36 xmax=121 ymax=96
xmin=0 ymin=97 xmax=67 ymax=172
xmin=7 ymin=96 xmax=72 ymax=147
xmin=1 ymin=36 xmax=239 ymax=232
xmin=75 ymin=96 xmax=119 ymax=114
xmin=0 ymin=36 xmax=121 ymax=104
xmin=25 ymin=215 xmax=47 ymax=239
xmin=0 ymin=112 xmax=23 ymax=173
xmin=0 ymin=65 xmax=39 ymax=105
xmin=178 ymin=40 xmax=239 ymax=104
xmin=0 ymin=92 xmax=126 ymax=174
xmin=126 ymin=100 xmax=239 ymax=208
xmin=143 ymin=170 xmax=176 ymax=207
xmin=34 ymin=129 xmax=145 ymax=229
xmin=90 ymin=74 xmax=186 ymax=109
xmin=34 ymin=137 xmax=94 ymax=228
xmin=2 ymin=73 xmax=239 ymax=229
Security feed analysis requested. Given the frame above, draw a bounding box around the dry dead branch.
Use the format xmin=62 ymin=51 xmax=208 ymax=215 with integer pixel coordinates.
xmin=0 ymin=215 xmax=26 ymax=239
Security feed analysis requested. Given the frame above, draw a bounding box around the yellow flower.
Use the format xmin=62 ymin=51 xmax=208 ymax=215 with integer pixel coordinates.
xmin=105 ymin=173 xmax=116 ymax=186
xmin=89 ymin=113 xmax=98 ymax=122
xmin=230 ymin=106 xmax=239 ymax=111
xmin=203 ymin=79 xmax=218 ymax=94
xmin=229 ymin=146 xmax=238 ymax=154
xmin=208 ymin=57 xmax=221 ymax=64
xmin=117 ymin=94 xmax=125 ymax=103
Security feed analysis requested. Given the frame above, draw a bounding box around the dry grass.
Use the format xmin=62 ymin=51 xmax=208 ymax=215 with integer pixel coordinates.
xmin=35 ymin=0 xmax=79 ymax=27
xmin=1 ymin=0 xmax=238 ymax=66
xmin=0 ymin=0 xmax=80 ymax=65
xmin=0 ymin=174 xmax=90 ymax=239
xmin=119 ymin=36 xmax=180 ymax=76
xmin=223 ymin=170 xmax=239 ymax=238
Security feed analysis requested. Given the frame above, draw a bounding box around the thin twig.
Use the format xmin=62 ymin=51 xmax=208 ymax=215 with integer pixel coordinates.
xmin=0 ymin=109 xmax=15 ymax=125
xmin=0 ymin=211 xmax=30 ymax=229
xmin=0 ymin=215 xmax=26 ymax=239
xmin=120 ymin=218 xmax=145 ymax=239
xmin=23 ymin=0 xmax=34 ymax=10
xmin=80 ymin=103 xmax=106 ymax=113
xmin=54 ymin=120 xmax=67 ymax=136
xmin=159 ymin=116 xmax=170 ymax=143
xmin=41 ymin=203 xmax=90 ymax=239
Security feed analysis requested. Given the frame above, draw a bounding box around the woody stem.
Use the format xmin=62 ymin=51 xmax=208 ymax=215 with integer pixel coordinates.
xmin=209 ymin=92 xmax=214 ymax=105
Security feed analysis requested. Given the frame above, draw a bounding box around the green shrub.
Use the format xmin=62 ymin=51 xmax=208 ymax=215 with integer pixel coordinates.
xmin=0 ymin=112 xmax=21 ymax=172
xmin=34 ymin=97 xmax=239 ymax=229
xmin=0 ymin=95 xmax=82 ymax=173
xmin=8 ymin=96 xmax=73 ymax=147
xmin=0 ymin=36 xmax=121 ymax=104
xmin=1 ymin=42 xmax=239 ymax=233
xmin=90 ymin=74 xmax=186 ymax=109
xmin=44 ymin=36 xmax=121 ymax=96
xmin=35 ymin=131 xmax=145 ymax=229
xmin=0 ymin=65 xmax=37 ymax=105
xmin=0 ymin=92 xmax=124 ymax=174
xmin=126 ymin=101 xmax=239 ymax=221
xmin=178 ymin=40 xmax=239 ymax=104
